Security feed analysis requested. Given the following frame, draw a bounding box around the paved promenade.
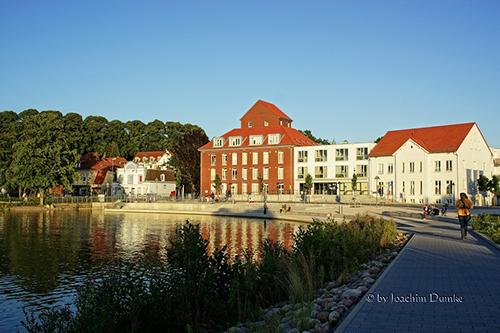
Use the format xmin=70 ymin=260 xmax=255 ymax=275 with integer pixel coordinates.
xmin=336 ymin=215 xmax=500 ymax=333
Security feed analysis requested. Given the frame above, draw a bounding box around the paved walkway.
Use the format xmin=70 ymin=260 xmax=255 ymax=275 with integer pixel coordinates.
xmin=336 ymin=215 xmax=500 ymax=333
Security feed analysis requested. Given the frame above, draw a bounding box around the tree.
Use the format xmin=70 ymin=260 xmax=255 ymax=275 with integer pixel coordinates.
xmin=304 ymin=174 xmax=313 ymax=194
xmin=0 ymin=111 xmax=19 ymax=189
xmin=83 ymin=116 xmax=109 ymax=155
xmin=477 ymin=175 xmax=490 ymax=193
xmin=352 ymin=173 xmax=358 ymax=196
xmin=299 ymin=130 xmax=330 ymax=145
xmin=374 ymin=136 xmax=384 ymax=143
xmin=213 ymin=174 xmax=221 ymax=195
xmin=144 ymin=120 xmax=168 ymax=151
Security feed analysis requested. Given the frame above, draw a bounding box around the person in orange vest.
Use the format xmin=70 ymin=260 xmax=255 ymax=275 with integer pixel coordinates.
xmin=455 ymin=192 xmax=473 ymax=240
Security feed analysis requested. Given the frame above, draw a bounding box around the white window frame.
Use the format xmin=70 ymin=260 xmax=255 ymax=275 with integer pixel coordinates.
xmin=213 ymin=137 xmax=224 ymax=147
xmin=249 ymin=135 xmax=263 ymax=145
xmin=268 ymin=134 xmax=280 ymax=145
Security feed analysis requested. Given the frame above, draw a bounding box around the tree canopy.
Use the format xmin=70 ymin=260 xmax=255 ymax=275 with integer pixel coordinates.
xmin=299 ymin=130 xmax=331 ymax=145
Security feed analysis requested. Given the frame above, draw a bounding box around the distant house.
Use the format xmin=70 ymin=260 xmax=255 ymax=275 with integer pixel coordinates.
xmin=116 ymin=162 xmax=176 ymax=196
xmin=133 ymin=150 xmax=171 ymax=170
xmin=74 ymin=153 xmax=127 ymax=195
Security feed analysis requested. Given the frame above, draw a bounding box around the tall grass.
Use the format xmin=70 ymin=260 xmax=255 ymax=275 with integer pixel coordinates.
xmin=472 ymin=214 xmax=500 ymax=243
xmin=24 ymin=215 xmax=397 ymax=333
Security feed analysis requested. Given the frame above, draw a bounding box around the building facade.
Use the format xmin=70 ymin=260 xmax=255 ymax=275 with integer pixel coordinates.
xmin=198 ymin=100 xmax=317 ymax=196
xmin=294 ymin=142 xmax=375 ymax=195
xmin=368 ymin=123 xmax=494 ymax=204
xmin=116 ymin=161 xmax=176 ymax=196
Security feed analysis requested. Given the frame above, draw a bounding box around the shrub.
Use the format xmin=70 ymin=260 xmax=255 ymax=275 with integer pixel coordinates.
xmin=472 ymin=214 xmax=500 ymax=244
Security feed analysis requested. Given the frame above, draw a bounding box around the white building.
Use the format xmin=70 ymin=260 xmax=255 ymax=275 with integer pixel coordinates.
xmin=133 ymin=150 xmax=172 ymax=170
xmin=294 ymin=142 xmax=376 ymax=195
xmin=116 ymin=161 xmax=176 ymax=196
xmin=369 ymin=123 xmax=494 ymax=205
xmin=492 ymin=147 xmax=500 ymax=176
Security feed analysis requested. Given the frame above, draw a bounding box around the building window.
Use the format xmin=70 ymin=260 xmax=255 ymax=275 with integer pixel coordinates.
xmin=232 ymin=153 xmax=238 ymax=165
xmin=160 ymin=174 xmax=165 ymax=182
xmin=264 ymin=121 xmax=269 ymax=127
xmin=263 ymin=167 xmax=269 ymax=180
xmin=388 ymin=163 xmax=393 ymax=174
xmin=222 ymin=168 xmax=227 ymax=180
xmin=420 ymin=181 xmax=423 ymax=195
xmin=335 ymin=149 xmax=348 ymax=161
xmin=356 ymin=165 xmax=367 ymax=177
xmin=213 ymin=137 xmax=224 ymax=147
xmin=252 ymin=168 xmax=259 ymax=180
xmin=316 ymin=149 xmax=328 ymax=162
xmin=229 ymin=136 xmax=242 ymax=146
xmin=127 ymin=175 xmax=134 ymax=184
xmin=232 ymin=168 xmax=238 ymax=180
xmin=210 ymin=154 xmax=216 ymax=166
xmin=435 ymin=161 xmax=441 ymax=172
xmin=221 ymin=154 xmax=228 ymax=166
xmin=242 ymin=168 xmax=247 ymax=180
xmin=242 ymin=183 xmax=248 ymax=194
xmin=249 ymin=135 xmax=263 ymax=145
xmin=402 ymin=181 xmax=405 ymax=193
xmin=446 ymin=160 xmax=453 ymax=171
xmin=263 ymin=152 xmax=269 ymax=164
xmin=278 ymin=167 xmax=284 ymax=180
xmin=268 ymin=134 xmax=280 ymax=145
xmin=378 ymin=163 xmax=384 ymax=175
xmin=356 ymin=147 xmax=368 ymax=160
xmin=336 ymin=165 xmax=348 ymax=178
xmin=251 ymin=183 xmax=259 ymax=194
xmin=435 ymin=180 xmax=442 ymax=195
xmin=297 ymin=167 xmax=308 ymax=179
xmin=278 ymin=151 xmax=284 ymax=164
xmin=252 ymin=152 xmax=258 ymax=164
xmin=409 ymin=162 xmax=415 ymax=173
xmin=402 ymin=163 xmax=405 ymax=173
xmin=420 ymin=161 xmax=423 ymax=173
xmin=298 ymin=151 xmax=308 ymax=163
xmin=446 ymin=180 xmax=453 ymax=194
xmin=315 ymin=166 xmax=327 ymax=178
xmin=210 ymin=169 xmax=216 ymax=181
xmin=410 ymin=181 xmax=415 ymax=195
xmin=242 ymin=152 xmax=247 ymax=165
xmin=248 ymin=121 xmax=253 ymax=128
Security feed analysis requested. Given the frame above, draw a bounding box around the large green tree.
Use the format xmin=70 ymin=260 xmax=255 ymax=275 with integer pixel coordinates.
xmin=299 ymin=129 xmax=331 ymax=145
xmin=0 ymin=111 xmax=19 ymax=189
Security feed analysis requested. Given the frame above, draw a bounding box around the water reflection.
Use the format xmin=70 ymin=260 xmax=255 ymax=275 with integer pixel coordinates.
xmin=0 ymin=210 xmax=304 ymax=331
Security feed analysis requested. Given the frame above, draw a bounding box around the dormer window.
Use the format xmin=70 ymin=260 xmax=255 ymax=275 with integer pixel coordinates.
xmin=142 ymin=157 xmax=148 ymax=163
xmin=264 ymin=121 xmax=269 ymax=127
xmin=150 ymin=157 xmax=155 ymax=163
xmin=249 ymin=135 xmax=263 ymax=145
xmin=160 ymin=174 xmax=166 ymax=182
xmin=213 ymin=137 xmax=224 ymax=147
xmin=229 ymin=136 xmax=242 ymax=146
xmin=248 ymin=121 xmax=253 ymax=128
xmin=268 ymin=134 xmax=281 ymax=145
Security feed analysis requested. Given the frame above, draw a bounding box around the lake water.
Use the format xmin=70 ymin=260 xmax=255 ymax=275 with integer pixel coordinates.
xmin=0 ymin=209 xmax=304 ymax=331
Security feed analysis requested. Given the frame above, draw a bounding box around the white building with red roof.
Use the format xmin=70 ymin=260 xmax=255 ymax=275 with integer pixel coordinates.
xmin=368 ymin=122 xmax=494 ymax=205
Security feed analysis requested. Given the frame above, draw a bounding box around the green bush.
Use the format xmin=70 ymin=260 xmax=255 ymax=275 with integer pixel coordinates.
xmin=472 ymin=214 xmax=500 ymax=244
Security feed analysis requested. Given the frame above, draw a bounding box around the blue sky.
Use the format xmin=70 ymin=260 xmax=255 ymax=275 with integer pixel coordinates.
xmin=1 ymin=0 xmax=499 ymax=146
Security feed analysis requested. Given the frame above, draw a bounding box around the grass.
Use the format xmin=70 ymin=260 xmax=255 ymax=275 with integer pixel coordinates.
xmin=472 ymin=214 xmax=500 ymax=244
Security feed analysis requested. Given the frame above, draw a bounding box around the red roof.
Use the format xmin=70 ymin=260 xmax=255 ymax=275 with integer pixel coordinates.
xmin=240 ymin=100 xmax=292 ymax=121
xmin=135 ymin=151 xmax=166 ymax=160
xmin=90 ymin=157 xmax=127 ymax=171
xmin=199 ymin=125 xmax=317 ymax=150
xmin=369 ymin=123 xmax=476 ymax=157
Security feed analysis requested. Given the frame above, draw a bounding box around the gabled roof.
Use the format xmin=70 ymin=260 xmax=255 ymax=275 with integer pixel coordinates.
xmin=240 ymin=100 xmax=292 ymax=121
xmin=91 ymin=157 xmax=127 ymax=171
xmin=145 ymin=169 xmax=176 ymax=182
xmin=199 ymin=126 xmax=317 ymax=150
xmin=135 ymin=151 xmax=168 ymax=160
xmin=369 ymin=123 xmax=476 ymax=157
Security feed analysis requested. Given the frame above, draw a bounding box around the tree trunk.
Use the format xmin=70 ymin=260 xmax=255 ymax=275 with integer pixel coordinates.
xmin=18 ymin=187 xmax=22 ymax=199
xmin=39 ymin=189 xmax=44 ymax=206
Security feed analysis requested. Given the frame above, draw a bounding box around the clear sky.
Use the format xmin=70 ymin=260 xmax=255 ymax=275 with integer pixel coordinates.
xmin=1 ymin=0 xmax=499 ymax=146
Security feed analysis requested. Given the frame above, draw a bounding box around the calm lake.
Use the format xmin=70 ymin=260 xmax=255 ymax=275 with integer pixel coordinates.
xmin=0 ymin=209 xmax=304 ymax=331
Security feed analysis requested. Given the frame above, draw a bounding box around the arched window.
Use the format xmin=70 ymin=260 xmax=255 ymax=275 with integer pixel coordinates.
xmin=160 ymin=174 xmax=166 ymax=182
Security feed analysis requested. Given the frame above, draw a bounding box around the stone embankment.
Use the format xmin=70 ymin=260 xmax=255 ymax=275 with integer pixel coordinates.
xmin=227 ymin=232 xmax=410 ymax=333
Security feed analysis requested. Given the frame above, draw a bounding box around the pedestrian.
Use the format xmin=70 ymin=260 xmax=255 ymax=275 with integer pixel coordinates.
xmin=422 ymin=204 xmax=428 ymax=220
xmin=441 ymin=203 xmax=449 ymax=216
xmin=455 ymin=192 xmax=473 ymax=240
xmin=263 ymin=201 xmax=268 ymax=215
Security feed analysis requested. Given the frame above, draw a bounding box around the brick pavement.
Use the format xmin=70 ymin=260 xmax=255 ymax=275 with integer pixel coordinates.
xmin=336 ymin=216 xmax=500 ymax=333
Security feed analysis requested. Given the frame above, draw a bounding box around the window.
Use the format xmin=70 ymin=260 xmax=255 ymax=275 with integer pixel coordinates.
xmin=232 ymin=168 xmax=238 ymax=180
xmin=315 ymin=166 xmax=327 ymax=178
xmin=298 ymin=151 xmax=308 ymax=163
xmin=248 ymin=121 xmax=253 ymax=128
xmin=210 ymin=154 xmax=216 ymax=166
xmin=213 ymin=137 xmax=224 ymax=147
xmin=232 ymin=153 xmax=238 ymax=165
xmin=410 ymin=181 xmax=415 ymax=195
xmin=420 ymin=181 xmax=423 ymax=195
xmin=249 ymin=135 xmax=263 ymax=145
xmin=160 ymin=174 xmax=165 ymax=182
xmin=242 ymin=153 xmax=247 ymax=165
xmin=242 ymin=168 xmax=247 ymax=180
xmin=388 ymin=163 xmax=394 ymax=174
xmin=420 ymin=162 xmax=423 ymax=173
xmin=278 ymin=167 xmax=284 ymax=180
xmin=378 ymin=163 xmax=384 ymax=175
xmin=277 ymin=151 xmax=284 ymax=164
xmin=435 ymin=180 xmax=442 ymax=195
xmin=263 ymin=152 xmax=269 ymax=164
xmin=356 ymin=165 xmax=367 ymax=177
xmin=268 ymin=133 xmax=280 ymax=145
xmin=446 ymin=160 xmax=453 ymax=171
xmin=251 ymin=183 xmax=259 ymax=193
xmin=222 ymin=154 xmax=227 ymax=166
xmin=297 ymin=167 xmax=308 ymax=179
xmin=446 ymin=180 xmax=453 ymax=194
xmin=210 ymin=169 xmax=216 ymax=181
xmin=402 ymin=181 xmax=405 ymax=193
xmin=409 ymin=162 xmax=415 ymax=173
xmin=402 ymin=163 xmax=405 ymax=173
xmin=264 ymin=121 xmax=269 ymax=127
xmin=252 ymin=168 xmax=259 ymax=180
xmin=335 ymin=149 xmax=348 ymax=161
xmin=127 ymin=175 xmax=134 ymax=184
xmin=316 ymin=149 xmax=328 ymax=162
xmin=263 ymin=167 xmax=269 ymax=180
xmin=435 ymin=161 xmax=441 ymax=172
xmin=252 ymin=152 xmax=258 ymax=164
xmin=242 ymin=183 xmax=248 ymax=194
xmin=222 ymin=168 xmax=227 ymax=180
xmin=356 ymin=147 xmax=368 ymax=160
xmin=336 ymin=165 xmax=348 ymax=178
xmin=229 ymin=136 xmax=242 ymax=146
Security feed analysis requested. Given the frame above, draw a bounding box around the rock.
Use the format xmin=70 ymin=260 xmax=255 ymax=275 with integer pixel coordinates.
xmin=325 ymin=281 xmax=337 ymax=290
xmin=362 ymin=276 xmax=375 ymax=285
xmin=369 ymin=266 xmax=381 ymax=275
xmin=360 ymin=271 xmax=371 ymax=278
xmin=281 ymin=304 xmax=293 ymax=313
xmin=341 ymin=288 xmax=362 ymax=300
xmin=340 ymin=298 xmax=353 ymax=307
xmin=317 ymin=311 xmax=330 ymax=322
xmin=358 ymin=285 xmax=369 ymax=293
xmin=312 ymin=303 xmax=322 ymax=312
xmin=279 ymin=323 xmax=291 ymax=331
xmin=371 ymin=260 xmax=384 ymax=267
xmin=328 ymin=310 xmax=341 ymax=323
xmin=287 ymin=328 xmax=300 ymax=333
xmin=311 ymin=310 xmax=319 ymax=319
xmin=253 ymin=321 xmax=266 ymax=328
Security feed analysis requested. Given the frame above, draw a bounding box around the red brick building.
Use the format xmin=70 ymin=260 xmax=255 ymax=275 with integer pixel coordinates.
xmin=199 ymin=100 xmax=317 ymax=196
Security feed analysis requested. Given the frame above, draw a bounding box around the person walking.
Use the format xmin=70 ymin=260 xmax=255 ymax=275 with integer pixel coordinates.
xmin=455 ymin=192 xmax=473 ymax=240
xmin=263 ymin=201 xmax=268 ymax=215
